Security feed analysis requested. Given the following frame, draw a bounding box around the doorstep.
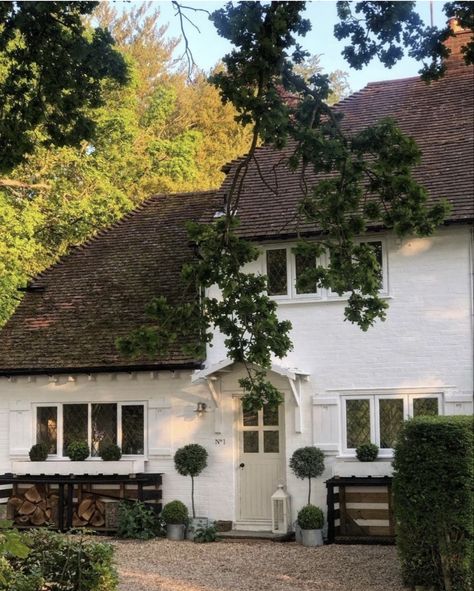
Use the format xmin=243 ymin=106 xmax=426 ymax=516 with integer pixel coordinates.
xmin=218 ymin=529 xmax=294 ymax=542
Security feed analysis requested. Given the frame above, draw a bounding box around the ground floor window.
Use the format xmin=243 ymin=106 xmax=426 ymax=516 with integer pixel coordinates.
xmin=342 ymin=393 xmax=440 ymax=454
xmin=36 ymin=402 xmax=145 ymax=457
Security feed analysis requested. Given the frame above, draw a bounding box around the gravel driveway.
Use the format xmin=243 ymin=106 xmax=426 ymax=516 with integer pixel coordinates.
xmin=112 ymin=539 xmax=407 ymax=591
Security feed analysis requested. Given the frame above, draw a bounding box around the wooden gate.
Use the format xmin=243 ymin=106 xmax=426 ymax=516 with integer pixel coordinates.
xmin=326 ymin=476 xmax=395 ymax=544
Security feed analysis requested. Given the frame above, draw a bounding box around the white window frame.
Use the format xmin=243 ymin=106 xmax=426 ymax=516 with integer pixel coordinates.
xmin=263 ymin=244 xmax=323 ymax=301
xmin=327 ymin=236 xmax=389 ymax=300
xmin=341 ymin=391 xmax=443 ymax=457
xmin=33 ymin=401 xmax=147 ymax=459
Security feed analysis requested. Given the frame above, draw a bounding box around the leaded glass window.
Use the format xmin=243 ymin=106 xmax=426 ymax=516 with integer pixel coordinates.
xmin=37 ymin=407 xmax=57 ymax=454
xmin=63 ymin=404 xmax=88 ymax=456
xmin=266 ymin=249 xmax=288 ymax=296
xmin=243 ymin=431 xmax=259 ymax=453
xmin=122 ymin=405 xmax=144 ymax=455
xmin=295 ymin=252 xmax=317 ymax=294
xmin=379 ymin=398 xmax=404 ymax=448
xmin=413 ymin=397 xmax=439 ymax=417
xmin=346 ymin=399 xmax=370 ymax=448
xmin=91 ymin=404 xmax=117 ymax=457
xmin=263 ymin=431 xmax=279 ymax=453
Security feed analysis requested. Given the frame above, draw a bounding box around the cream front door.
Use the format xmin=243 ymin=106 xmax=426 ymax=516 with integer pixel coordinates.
xmin=236 ymin=403 xmax=284 ymax=529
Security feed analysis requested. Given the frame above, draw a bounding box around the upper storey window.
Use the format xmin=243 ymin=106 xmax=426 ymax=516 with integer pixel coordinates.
xmin=263 ymin=238 xmax=387 ymax=301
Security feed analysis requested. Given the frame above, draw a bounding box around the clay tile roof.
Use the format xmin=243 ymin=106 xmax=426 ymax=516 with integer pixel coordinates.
xmin=218 ymin=30 xmax=474 ymax=240
xmin=0 ymin=191 xmax=221 ymax=374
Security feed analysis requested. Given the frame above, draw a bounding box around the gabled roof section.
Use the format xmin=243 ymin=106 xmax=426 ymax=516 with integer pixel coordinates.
xmin=0 ymin=191 xmax=221 ymax=374
xmin=218 ymin=30 xmax=474 ymax=240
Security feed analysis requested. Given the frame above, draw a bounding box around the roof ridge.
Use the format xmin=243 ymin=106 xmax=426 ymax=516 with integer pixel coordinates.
xmin=30 ymin=190 xmax=217 ymax=286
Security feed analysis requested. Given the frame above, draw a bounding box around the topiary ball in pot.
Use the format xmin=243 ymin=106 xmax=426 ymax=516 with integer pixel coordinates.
xmin=29 ymin=442 xmax=49 ymax=461
xmin=297 ymin=504 xmax=324 ymax=530
xmin=161 ymin=500 xmax=189 ymax=525
xmin=356 ymin=442 xmax=379 ymax=462
xmin=66 ymin=440 xmax=89 ymax=461
xmin=100 ymin=444 xmax=122 ymax=461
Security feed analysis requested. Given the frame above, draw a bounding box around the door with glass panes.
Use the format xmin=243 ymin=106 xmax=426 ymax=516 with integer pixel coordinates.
xmin=237 ymin=403 xmax=284 ymax=526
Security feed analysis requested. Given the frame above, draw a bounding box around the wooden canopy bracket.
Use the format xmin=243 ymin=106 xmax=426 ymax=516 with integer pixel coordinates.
xmin=289 ymin=377 xmax=303 ymax=433
xmin=207 ymin=377 xmax=223 ymax=434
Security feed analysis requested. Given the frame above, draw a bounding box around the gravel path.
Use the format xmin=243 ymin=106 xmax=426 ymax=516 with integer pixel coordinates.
xmin=112 ymin=539 xmax=407 ymax=591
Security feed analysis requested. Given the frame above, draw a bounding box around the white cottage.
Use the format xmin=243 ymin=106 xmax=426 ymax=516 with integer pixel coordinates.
xmin=0 ymin=25 xmax=472 ymax=534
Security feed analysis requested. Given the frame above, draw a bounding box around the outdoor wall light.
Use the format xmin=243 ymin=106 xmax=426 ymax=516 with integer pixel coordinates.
xmin=195 ymin=402 xmax=207 ymax=417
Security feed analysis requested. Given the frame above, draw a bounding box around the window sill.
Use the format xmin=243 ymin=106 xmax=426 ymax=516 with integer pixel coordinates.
xmin=273 ymin=295 xmax=393 ymax=306
xmin=11 ymin=458 xmax=146 ymax=475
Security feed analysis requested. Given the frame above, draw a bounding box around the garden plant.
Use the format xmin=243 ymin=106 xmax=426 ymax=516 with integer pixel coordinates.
xmin=290 ymin=447 xmax=325 ymax=505
xmin=174 ymin=444 xmax=208 ymax=518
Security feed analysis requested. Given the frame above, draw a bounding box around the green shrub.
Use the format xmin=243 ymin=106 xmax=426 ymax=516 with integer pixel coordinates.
xmin=28 ymin=443 xmax=48 ymax=461
xmin=161 ymin=500 xmax=188 ymax=525
xmin=193 ymin=525 xmax=217 ymax=543
xmin=66 ymin=440 xmax=90 ymax=461
xmin=393 ymin=415 xmax=473 ymax=591
xmin=297 ymin=505 xmax=324 ymax=530
xmin=5 ymin=529 xmax=117 ymax=590
xmin=100 ymin=444 xmax=122 ymax=461
xmin=289 ymin=447 xmax=325 ymax=504
xmin=174 ymin=444 xmax=208 ymax=518
xmin=117 ymin=501 xmax=160 ymax=540
xmin=355 ymin=442 xmax=379 ymax=462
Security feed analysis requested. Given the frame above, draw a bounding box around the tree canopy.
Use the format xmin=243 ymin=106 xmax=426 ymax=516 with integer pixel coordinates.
xmin=119 ymin=1 xmax=473 ymax=411
xmin=0 ymin=1 xmax=127 ymax=173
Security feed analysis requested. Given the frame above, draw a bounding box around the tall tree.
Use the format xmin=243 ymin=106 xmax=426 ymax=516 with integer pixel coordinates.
xmin=0 ymin=1 xmax=127 ymax=175
xmin=121 ymin=1 xmax=472 ymax=411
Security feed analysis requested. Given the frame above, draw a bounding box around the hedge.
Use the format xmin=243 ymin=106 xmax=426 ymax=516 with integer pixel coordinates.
xmin=392 ymin=415 xmax=473 ymax=591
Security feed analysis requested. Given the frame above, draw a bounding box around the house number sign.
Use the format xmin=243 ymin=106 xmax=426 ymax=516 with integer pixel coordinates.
xmin=215 ymin=438 xmax=226 ymax=446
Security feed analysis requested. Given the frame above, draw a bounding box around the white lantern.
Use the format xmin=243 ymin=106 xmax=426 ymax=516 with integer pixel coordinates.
xmin=271 ymin=484 xmax=291 ymax=534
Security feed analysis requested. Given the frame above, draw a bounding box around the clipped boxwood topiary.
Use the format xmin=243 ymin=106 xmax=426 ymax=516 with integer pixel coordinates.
xmin=297 ymin=505 xmax=324 ymax=530
xmin=161 ymin=500 xmax=189 ymax=525
xmin=174 ymin=444 xmax=208 ymax=518
xmin=355 ymin=442 xmax=379 ymax=462
xmin=29 ymin=442 xmax=49 ymax=461
xmin=100 ymin=444 xmax=122 ymax=461
xmin=393 ymin=415 xmax=473 ymax=591
xmin=66 ymin=440 xmax=89 ymax=461
xmin=289 ymin=447 xmax=325 ymax=505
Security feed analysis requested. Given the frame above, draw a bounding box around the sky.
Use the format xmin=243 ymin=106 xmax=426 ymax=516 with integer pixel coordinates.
xmin=116 ymin=0 xmax=448 ymax=92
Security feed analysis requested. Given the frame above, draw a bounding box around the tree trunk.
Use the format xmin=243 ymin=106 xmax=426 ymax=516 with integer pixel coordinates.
xmin=308 ymin=477 xmax=311 ymax=505
xmin=191 ymin=476 xmax=195 ymax=518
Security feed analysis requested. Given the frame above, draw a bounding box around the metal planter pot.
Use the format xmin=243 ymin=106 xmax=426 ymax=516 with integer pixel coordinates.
xmin=167 ymin=523 xmax=186 ymax=541
xmin=301 ymin=528 xmax=324 ymax=547
xmin=186 ymin=517 xmax=209 ymax=540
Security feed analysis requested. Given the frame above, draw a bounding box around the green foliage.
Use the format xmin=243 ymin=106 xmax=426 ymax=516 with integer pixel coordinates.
xmin=193 ymin=525 xmax=217 ymax=544
xmin=0 ymin=1 xmax=128 ymax=172
xmin=117 ymin=501 xmax=160 ymax=540
xmin=355 ymin=442 xmax=379 ymax=462
xmin=28 ymin=443 xmax=49 ymax=462
xmin=2 ymin=528 xmax=117 ymax=591
xmin=0 ymin=520 xmax=30 ymax=587
xmin=290 ymin=447 xmax=325 ymax=505
xmin=121 ymin=1 xmax=454 ymax=412
xmin=393 ymin=416 xmax=474 ymax=590
xmin=66 ymin=440 xmax=90 ymax=461
xmin=174 ymin=444 xmax=208 ymax=518
xmin=335 ymin=1 xmax=474 ymax=80
xmin=174 ymin=444 xmax=208 ymax=478
xmin=297 ymin=505 xmax=324 ymax=530
xmin=161 ymin=501 xmax=189 ymax=525
xmin=100 ymin=444 xmax=122 ymax=461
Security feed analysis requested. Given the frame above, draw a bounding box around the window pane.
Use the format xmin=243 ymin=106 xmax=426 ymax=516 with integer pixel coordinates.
xmin=361 ymin=241 xmax=383 ymax=287
xmin=266 ymin=249 xmax=288 ymax=296
xmin=243 ymin=431 xmax=258 ymax=453
xmin=413 ymin=397 xmax=439 ymax=417
xmin=379 ymin=399 xmax=404 ymax=449
xmin=295 ymin=253 xmax=316 ymax=294
xmin=122 ymin=405 xmax=144 ymax=455
xmin=263 ymin=405 xmax=279 ymax=426
xmin=63 ymin=404 xmax=88 ymax=456
xmin=264 ymin=431 xmax=279 ymax=453
xmin=243 ymin=410 xmax=258 ymax=426
xmin=346 ymin=399 xmax=371 ymax=448
xmin=91 ymin=404 xmax=117 ymax=457
xmin=37 ymin=407 xmax=57 ymax=454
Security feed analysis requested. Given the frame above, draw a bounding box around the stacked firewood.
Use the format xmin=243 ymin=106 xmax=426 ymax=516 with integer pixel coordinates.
xmin=8 ymin=484 xmax=58 ymax=526
xmin=72 ymin=495 xmax=105 ymax=528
